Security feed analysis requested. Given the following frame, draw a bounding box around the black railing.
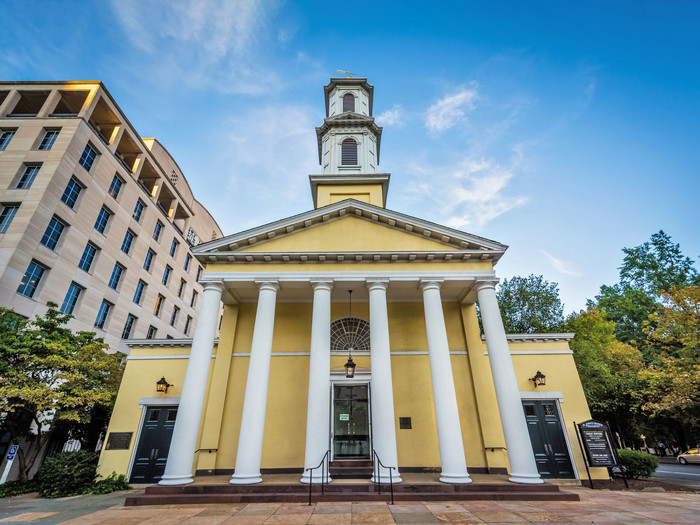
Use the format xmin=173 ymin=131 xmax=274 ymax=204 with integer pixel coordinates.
xmin=305 ymin=449 xmax=330 ymax=505
xmin=372 ymin=449 xmax=396 ymax=505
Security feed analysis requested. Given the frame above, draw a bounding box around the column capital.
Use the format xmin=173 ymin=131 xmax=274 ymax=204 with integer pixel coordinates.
xmin=201 ymin=281 xmax=225 ymax=293
xmin=366 ymin=279 xmax=389 ymax=292
xmin=310 ymin=279 xmax=334 ymax=292
xmin=419 ymin=279 xmax=444 ymax=292
xmin=255 ymin=280 xmax=280 ymax=293
xmin=474 ymin=279 xmax=499 ymax=293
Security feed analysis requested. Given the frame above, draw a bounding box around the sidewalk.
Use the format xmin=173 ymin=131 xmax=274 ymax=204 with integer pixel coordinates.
xmin=0 ymin=486 xmax=698 ymax=524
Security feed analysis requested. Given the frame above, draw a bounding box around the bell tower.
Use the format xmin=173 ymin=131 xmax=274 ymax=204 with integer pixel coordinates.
xmin=310 ymin=77 xmax=390 ymax=208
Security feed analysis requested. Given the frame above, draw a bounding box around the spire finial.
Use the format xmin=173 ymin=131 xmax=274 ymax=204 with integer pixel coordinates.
xmin=337 ymin=69 xmax=358 ymax=78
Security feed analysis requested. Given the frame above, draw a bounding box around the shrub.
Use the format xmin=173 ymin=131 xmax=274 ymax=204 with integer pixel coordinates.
xmin=92 ymin=472 xmax=131 ymax=494
xmin=617 ymin=449 xmax=659 ymax=479
xmin=37 ymin=451 xmax=98 ymax=498
xmin=0 ymin=479 xmax=38 ymax=498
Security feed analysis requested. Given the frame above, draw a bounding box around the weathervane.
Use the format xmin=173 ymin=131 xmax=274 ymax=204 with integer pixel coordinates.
xmin=337 ymin=69 xmax=358 ymax=78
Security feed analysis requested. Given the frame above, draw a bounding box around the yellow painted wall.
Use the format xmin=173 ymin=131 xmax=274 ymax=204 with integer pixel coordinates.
xmin=316 ymin=184 xmax=384 ymax=207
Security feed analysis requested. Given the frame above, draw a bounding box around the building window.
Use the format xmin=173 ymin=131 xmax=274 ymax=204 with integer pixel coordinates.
xmin=107 ymin=174 xmax=124 ymax=200
xmin=169 ymin=239 xmax=179 ymax=258
xmin=17 ymin=260 xmax=47 ymax=298
xmin=162 ymin=265 xmax=172 ymax=286
xmin=122 ymin=314 xmax=137 ymax=339
xmin=343 ymin=93 xmax=355 ymax=113
xmin=146 ymin=325 xmax=157 ymax=339
xmin=153 ymin=294 xmax=165 ymax=317
xmin=196 ymin=266 xmax=203 ymax=281
xmin=190 ymin=290 xmax=198 ymax=308
xmin=108 ymin=263 xmax=124 ymax=290
xmin=38 ymin=129 xmax=59 ymax=150
xmin=60 ymin=178 xmax=82 ymax=209
xmin=60 ymin=282 xmax=83 ymax=315
xmin=40 ymin=216 xmax=66 ymax=251
xmin=94 ymin=300 xmax=112 ymax=329
xmin=94 ymin=207 xmax=111 ymax=234
xmin=78 ymin=242 xmax=98 ymax=272
xmin=184 ymin=315 xmax=192 ymax=336
xmin=121 ymin=229 xmax=135 ymax=254
xmin=0 ymin=129 xmax=16 ymax=151
xmin=153 ymin=221 xmax=163 ymax=241
xmin=133 ymin=280 xmax=147 ymax=305
xmin=184 ymin=254 xmax=192 ymax=272
xmin=16 ymin=164 xmax=41 ymax=189
xmin=143 ymin=249 xmax=155 ymax=272
xmin=341 ymin=139 xmax=357 ymax=165
xmin=330 ymin=317 xmax=371 ymax=352
xmin=177 ymin=279 xmax=185 ymax=298
xmin=78 ymin=143 xmax=97 ymax=172
xmin=170 ymin=306 xmax=180 ymax=327
xmin=0 ymin=204 xmax=19 ymax=233
xmin=132 ymin=200 xmax=145 ymax=222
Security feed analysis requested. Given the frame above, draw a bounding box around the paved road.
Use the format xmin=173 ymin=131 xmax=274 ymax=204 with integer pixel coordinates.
xmin=652 ymin=461 xmax=700 ymax=489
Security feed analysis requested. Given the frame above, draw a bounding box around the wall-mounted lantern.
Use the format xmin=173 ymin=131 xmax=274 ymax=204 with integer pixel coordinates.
xmin=530 ymin=371 xmax=546 ymax=388
xmin=156 ymin=377 xmax=172 ymax=393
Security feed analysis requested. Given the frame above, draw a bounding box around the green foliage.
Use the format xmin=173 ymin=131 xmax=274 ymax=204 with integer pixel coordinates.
xmin=91 ymin=472 xmax=131 ymax=494
xmin=496 ymin=274 xmax=564 ymax=333
xmin=0 ymin=479 xmax=38 ymax=498
xmin=37 ymin=451 xmax=98 ymax=498
xmin=0 ymin=303 xmax=125 ymax=482
xmin=595 ymin=285 xmax=657 ymax=349
xmin=616 ymin=449 xmax=659 ymax=479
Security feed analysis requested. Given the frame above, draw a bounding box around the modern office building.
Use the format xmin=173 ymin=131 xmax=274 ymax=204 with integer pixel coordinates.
xmin=99 ymin=77 xmax=606 ymax=488
xmin=0 ymin=82 xmax=222 ymax=354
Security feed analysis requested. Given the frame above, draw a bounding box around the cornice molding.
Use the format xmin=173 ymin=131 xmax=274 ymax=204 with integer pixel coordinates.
xmin=481 ymin=333 xmax=575 ymax=343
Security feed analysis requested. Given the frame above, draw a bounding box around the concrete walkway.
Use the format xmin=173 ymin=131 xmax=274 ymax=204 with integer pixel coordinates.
xmin=0 ymin=486 xmax=699 ymax=524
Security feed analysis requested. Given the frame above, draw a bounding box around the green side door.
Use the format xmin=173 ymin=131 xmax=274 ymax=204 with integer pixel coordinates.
xmin=522 ymin=400 xmax=575 ymax=479
xmin=130 ymin=406 xmax=178 ymax=483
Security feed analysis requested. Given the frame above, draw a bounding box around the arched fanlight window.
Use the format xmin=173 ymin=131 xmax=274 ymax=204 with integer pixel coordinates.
xmin=330 ymin=317 xmax=370 ymax=353
xmin=342 ymin=93 xmax=355 ymax=113
xmin=341 ymin=138 xmax=357 ymax=165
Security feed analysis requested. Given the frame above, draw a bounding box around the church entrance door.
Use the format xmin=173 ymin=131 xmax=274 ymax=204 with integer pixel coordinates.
xmin=522 ymin=400 xmax=575 ymax=479
xmin=332 ymin=384 xmax=370 ymax=459
xmin=130 ymin=406 xmax=178 ymax=483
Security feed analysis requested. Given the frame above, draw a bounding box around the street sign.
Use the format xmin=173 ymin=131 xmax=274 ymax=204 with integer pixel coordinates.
xmin=6 ymin=445 xmax=18 ymax=461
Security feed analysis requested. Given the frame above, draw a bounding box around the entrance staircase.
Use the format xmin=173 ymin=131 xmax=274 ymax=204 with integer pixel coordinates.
xmin=329 ymin=459 xmax=373 ymax=479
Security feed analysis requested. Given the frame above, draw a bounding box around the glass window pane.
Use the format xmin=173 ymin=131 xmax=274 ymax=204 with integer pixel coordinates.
xmin=17 ymin=261 xmax=46 ymax=298
xmin=0 ymin=205 xmax=19 ymax=233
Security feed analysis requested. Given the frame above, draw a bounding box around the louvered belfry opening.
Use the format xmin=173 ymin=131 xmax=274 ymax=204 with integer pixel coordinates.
xmin=341 ymin=139 xmax=358 ymax=165
xmin=342 ymin=93 xmax=355 ymax=113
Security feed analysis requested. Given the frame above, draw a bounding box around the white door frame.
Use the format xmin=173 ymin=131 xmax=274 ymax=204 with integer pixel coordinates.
xmin=330 ymin=369 xmax=371 ymax=461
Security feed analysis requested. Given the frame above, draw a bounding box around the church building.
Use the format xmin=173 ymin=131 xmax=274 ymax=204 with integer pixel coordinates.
xmin=98 ymin=77 xmax=607 ymax=487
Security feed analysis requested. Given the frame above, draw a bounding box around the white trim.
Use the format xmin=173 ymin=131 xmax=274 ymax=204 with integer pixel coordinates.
xmin=139 ymin=397 xmax=181 ymax=408
xmin=126 ymin=354 xmax=216 ymax=360
xmin=520 ymin=391 xmax=564 ymax=402
xmin=202 ymin=270 xmax=497 ymax=283
xmin=482 ymin=333 xmax=575 ymax=343
xmin=484 ymin=350 xmax=573 ymax=355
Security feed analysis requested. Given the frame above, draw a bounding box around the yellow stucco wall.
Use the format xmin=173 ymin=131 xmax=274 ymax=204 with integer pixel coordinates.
xmin=316 ymin=184 xmax=384 ymax=207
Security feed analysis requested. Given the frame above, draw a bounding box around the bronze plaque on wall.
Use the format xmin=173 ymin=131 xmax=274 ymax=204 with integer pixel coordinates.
xmin=106 ymin=432 xmax=133 ymax=450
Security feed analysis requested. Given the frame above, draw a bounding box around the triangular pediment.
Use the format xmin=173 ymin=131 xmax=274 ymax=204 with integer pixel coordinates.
xmin=193 ymin=200 xmax=507 ymax=265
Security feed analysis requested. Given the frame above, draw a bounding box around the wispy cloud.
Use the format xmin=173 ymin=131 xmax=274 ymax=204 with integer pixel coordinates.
xmin=424 ymin=86 xmax=478 ymax=133
xmin=376 ymin=105 xmax=404 ymax=127
xmin=109 ymin=0 xmax=282 ymax=94
xmin=540 ymin=250 xmax=583 ymax=276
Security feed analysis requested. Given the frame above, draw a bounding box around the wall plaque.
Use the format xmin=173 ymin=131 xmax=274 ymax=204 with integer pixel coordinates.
xmin=106 ymin=432 xmax=133 ymax=450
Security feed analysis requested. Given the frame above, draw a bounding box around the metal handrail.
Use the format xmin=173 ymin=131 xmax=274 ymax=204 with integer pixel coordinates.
xmin=305 ymin=449 xmax=330 ymax=506
xmin=372 ymin=449 xmax=396 ymax=505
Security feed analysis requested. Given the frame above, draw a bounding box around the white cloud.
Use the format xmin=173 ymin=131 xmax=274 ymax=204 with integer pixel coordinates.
xmin=424 ymin=86 xmax=478 ymax=133
xmin=376 ymin=105 xmax=404 ymax=126
xmin=540 ymin=250 xmax=583 ymax=276
xmin=109 ymin=0 xmax=281 ymax=94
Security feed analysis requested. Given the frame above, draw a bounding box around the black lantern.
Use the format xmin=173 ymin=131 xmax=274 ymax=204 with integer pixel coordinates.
xmin=156 ymin=377 xmax=172 ymax=393
xmin=530 ymin=371 xmax=546 ymax=387
xmin=344 ymin=355 xmax=356 ymax=378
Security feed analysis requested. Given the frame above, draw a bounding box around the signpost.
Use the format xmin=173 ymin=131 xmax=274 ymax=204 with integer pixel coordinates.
xmin=574 ymin=420 xmax=627 ymax=488
xmin=0 ymin=445 xmax=19 ymax=484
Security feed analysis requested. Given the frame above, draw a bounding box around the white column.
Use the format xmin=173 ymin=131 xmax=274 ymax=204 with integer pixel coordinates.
xmin=230 ymin=281 xmax=280 ymax=484
xmin=367 ymin=280 xmax=402 ymax=483
xmin=420 ymin=281 xmax=472 ymax=484
xmin=476 ymin=280 xmax=543 ymax=484
xmin=300 ymin=280 xmax=333 ymax=484
xmin=159 ymin=281 xmax=224 ymax=485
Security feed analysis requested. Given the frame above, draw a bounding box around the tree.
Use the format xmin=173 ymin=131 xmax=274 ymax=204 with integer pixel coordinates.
xmin=595 ymin=285 xmax=657 ymax=348
xmin=0 ymin=304 xmax=124 ymax=482
xmin=645 ymin=286 xmax=700 ymax=356
xmin=496 ymin=274 xmax=564 ymax=333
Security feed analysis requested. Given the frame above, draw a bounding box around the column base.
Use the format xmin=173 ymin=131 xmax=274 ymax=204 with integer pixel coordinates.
xmin=230 ymin=474 xmax=263 ymax=485
xmin=508 ymin=472 xmax=544 ymax=484
xmin=371 ymin=474 xmax=402 ymax=484
xmin=300 ymin=473 xmax=332 ymax=484
xmin=158 ymin=474 xmax=194 ymax=486
xmin=439 ymin=473 xmax=472 ymax=484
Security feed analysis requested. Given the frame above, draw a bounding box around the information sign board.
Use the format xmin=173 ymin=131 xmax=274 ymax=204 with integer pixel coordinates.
xmin=105 ymin=432 xmax=133 ymax=450
xmin=577 ymin=420 xmax=617 ymax=467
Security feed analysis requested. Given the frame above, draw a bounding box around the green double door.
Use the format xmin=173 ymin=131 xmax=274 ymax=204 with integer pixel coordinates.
xmin=130 ymin=406 xmax=178 ymax=483
xmin=522 ymin=400 xmax=575 ymax=479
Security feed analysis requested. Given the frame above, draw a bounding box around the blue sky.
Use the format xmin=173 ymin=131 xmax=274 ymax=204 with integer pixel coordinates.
xmin=3 ymin=1 xmax=698 ymax=312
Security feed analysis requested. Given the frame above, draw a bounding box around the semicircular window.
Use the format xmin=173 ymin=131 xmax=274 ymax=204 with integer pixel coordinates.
xmin=330 ymin=317 xmax=370 ymax=353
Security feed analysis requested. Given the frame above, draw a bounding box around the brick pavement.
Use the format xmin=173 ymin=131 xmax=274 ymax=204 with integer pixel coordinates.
xmin=0 ymin=487 xmax=699 ymax=524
